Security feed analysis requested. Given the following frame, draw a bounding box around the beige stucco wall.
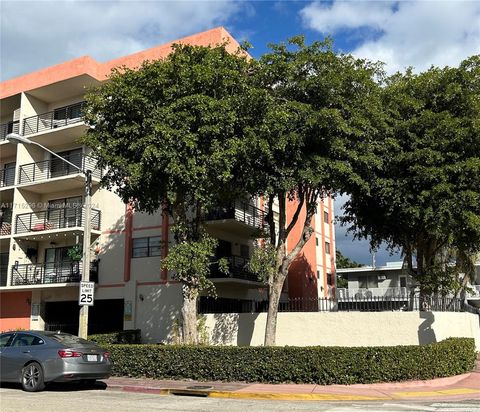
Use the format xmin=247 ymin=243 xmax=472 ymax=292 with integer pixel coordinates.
xmin=135 ymin=283 xmax=183 ymax=343
xmin=204 ymin=311 xmax=480 ymax=350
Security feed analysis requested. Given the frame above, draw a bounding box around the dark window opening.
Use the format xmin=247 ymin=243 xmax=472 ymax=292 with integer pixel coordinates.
xmin=132 ymin=236 xmax=161 ymax=258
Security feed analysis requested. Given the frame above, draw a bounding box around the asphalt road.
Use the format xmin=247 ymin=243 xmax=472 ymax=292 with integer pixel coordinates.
xmin=1 ymin=386 xmax=480 ymax=412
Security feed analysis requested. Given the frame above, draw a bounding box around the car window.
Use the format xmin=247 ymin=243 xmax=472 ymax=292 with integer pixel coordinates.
xmin=48 ymin=333 xmax=91 ymax=345
xmin=0 ymin=333 xmax=14 ymax=347
xmin=12 ymin=333 xmax=44 ymax=347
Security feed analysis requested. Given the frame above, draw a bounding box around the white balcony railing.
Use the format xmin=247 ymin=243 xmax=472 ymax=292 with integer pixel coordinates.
xmin=337 ymin=287 xmax=409 ymax=300
xmin=467 ymin=285 xmax=480 ymax=297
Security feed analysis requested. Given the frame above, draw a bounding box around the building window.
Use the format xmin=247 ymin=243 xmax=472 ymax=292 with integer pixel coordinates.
xmin=50 ymin=148 xmax=82 ymax=177
xmin=132 ymin=236 xmax=162 ymax=258
xmin=359 ymin=275 xmax=379 ymax=289
xmin=324 ymin=211 xmax=329 ymax=224
xmin=316 ymin=237 xmax=319 ymax=246
xmin=47 ymin=196 xmax=82 ymax=228
xmin=325 ymin=241 xmax=330 ymax=255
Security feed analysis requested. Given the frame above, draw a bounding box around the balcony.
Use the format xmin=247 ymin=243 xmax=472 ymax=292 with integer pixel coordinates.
xmin=337 ymin=287 xmax=409 ymax=300
xmin=0 ymin=120 xmax=20 ymax=141
xmin=17 ymin=154 xmax=101 ymax=193
xmin=0 ymin=209 xmax=13 ymax=236
xmin=467 ymin=285 xmax=480 ymax=298
xmin=14 ymin=207 xmax=101 ymax=240
xmin=0 ymin=264 xmax=7 ymax=286
xmin=22 ymin=102 xmax=85 ymax=136
xmin=210 ymin=255 xmax=261 ymax=284
xmin=0 ymin=165 xmax=15 ymax=189
xmin=206 ymin=201 xmax=267 ymax=236
xmin=9 ymin=261 xmax=98 ymax=287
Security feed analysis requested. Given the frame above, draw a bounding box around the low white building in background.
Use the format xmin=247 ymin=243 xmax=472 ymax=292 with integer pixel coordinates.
xmin=337 ymin=261 xmax=409 ymax=298
xmin=337 ymin=261 xmax=480 ymax=308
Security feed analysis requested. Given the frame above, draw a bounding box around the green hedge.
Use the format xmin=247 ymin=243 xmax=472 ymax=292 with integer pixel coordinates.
xmin=89 ymin=329 xmax=141 ymax=345
xmin=103 ymin=338 xmax=476 ymax=384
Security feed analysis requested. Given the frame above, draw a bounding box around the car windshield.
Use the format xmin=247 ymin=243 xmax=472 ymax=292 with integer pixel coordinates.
xmin=48 ymin=333 xmax=93 ymax=346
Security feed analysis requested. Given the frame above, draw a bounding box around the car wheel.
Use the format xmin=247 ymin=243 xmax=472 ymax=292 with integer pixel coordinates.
xmin=21 ymin=362 xmax=45 ymax=392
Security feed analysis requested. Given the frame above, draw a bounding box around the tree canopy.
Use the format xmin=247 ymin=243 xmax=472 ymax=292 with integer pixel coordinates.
xmin=84 ymin=44 xmax=262 ymax=214
xmin=244 ymin=37 xmax=387 ymax=345
xmin=83 ymin=43 xmax=265 ymax=343
xmin=335 ymin=250 xmax=364 ymax=269
xmin=342 ymin=56 xmax=480 ymax=295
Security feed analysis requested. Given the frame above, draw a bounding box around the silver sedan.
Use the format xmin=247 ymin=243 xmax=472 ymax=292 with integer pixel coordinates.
xmin=0 ymin=330 xmax=112 ymax=392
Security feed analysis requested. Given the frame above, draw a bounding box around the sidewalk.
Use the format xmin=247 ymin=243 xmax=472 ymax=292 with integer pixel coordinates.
xmin=105 ymin=371 xmax=480 ymax=402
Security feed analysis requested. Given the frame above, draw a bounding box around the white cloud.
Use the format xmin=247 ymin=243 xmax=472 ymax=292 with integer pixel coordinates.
xmin=301 ymin=0 xmax=480 ymax=73
xmin=1 ymin=0 xmax=240 ymax=80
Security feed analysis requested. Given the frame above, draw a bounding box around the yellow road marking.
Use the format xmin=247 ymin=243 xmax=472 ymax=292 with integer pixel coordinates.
xmin=122 ymin=386 xmax=480 ymax=402
xmin=208 ymin=391 xmax=387 ymax=401
xmin=394 ymin=388 xmax=480 ymax=397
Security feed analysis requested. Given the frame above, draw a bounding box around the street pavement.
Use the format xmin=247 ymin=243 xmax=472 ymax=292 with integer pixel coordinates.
xmin=0 ymin=372 xmax=479 ymax=411
xmin=1 ymin=386 xmax=480 ymax=411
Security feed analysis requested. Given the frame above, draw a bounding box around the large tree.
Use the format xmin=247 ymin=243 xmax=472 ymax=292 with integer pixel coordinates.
xmin=335 ymin=250 xmax=364 ymax=269
xmin=342 ymin=56 xmax=480 ymax=297
xmin=83 ymin=44 xmax=264 ymax=343
xmin=245 ymin=37 xmax=386 ymax=345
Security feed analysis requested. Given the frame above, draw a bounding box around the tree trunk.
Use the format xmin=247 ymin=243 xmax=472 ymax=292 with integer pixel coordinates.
xmin=404 ymin=247 xmax=416 ymax=310
xmin=181 ymin=292 xmax=198 ymax=345
xmin=264 ymin=277 xmax=284 ymax=346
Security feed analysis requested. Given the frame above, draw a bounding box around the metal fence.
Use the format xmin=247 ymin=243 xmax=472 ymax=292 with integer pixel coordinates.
xmin=15 ymin=207 xmax=101 ymax=234
xmin=0 ymin=165 xmax=15 ymax=188
xmin=11 ymin=262 xmax=82 ymax=285
xmin=0 ymin=209 xmax=13 ymax=236
xmin=210 ymin=255 xmax=259 ymax=282
xmin=0 ymin=265 xmax=7 ymax=287
xmin=44 ymin=323 xmax=106 ymax=335
xmin=198 ymin=295 xmax=479 ymax=314
xmin=44 ymin=323 xmax=79 ymax=335
xmin=22 ymin=101 xmax=85 ymax=136
xmin=10 ymin=261 xmax=99 ymax=286
xmin=18 ymin=153 xmax=102 ymax=184
xmin=0 ymin=120 xmax=19 ymax=141
xmin=18 ymin=154 xmax=101 ymax=184
xmin=337 ymin=287 xmax=409 ymax=300
xmin=206 ymin=200 xmax=267 ymax=229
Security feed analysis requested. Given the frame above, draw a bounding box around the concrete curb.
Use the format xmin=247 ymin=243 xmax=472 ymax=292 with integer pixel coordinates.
xmin=109 ymin=386 xmax=480 ymax=402
xmin=108 ymin=386 xmax=388 ymax=401
xmin=338 ymin=372 xmax=472 ymax=389
xmin=106 ymin=372 xmax=480 ymax=402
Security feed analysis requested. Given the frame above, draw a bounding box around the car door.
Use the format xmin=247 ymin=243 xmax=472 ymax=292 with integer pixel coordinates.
xmin=0 ymin=332 xmax=17 ymax=381
xmin=1 ymin=333 xmax=38 ymax=382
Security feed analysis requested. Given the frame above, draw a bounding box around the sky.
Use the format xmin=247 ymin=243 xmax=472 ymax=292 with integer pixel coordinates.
xmin=2 ymin=0 xmax=479 ymax=265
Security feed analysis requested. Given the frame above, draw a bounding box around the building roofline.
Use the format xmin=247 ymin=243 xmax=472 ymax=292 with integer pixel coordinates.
xmin=0 ymin=26 xmax=241 ymax=99
xmin=336 ymin=265 xmax=407 ymax=274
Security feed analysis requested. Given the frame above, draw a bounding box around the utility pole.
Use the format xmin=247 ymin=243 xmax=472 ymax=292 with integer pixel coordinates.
xmin=78 ymin=169 xmax=92 ymax=339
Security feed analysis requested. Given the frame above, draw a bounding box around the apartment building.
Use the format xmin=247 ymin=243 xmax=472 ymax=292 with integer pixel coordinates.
xmin=0 ymin=27 xmax=336 ymax=343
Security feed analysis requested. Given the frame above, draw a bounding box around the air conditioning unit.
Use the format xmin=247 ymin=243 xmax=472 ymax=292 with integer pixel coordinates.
xmin=378 ymin=275 xmax=387 ymax=280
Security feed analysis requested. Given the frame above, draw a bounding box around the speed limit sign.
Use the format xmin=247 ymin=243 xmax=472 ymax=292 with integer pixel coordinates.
xmin=79 ymin=281 xmax=95 ymax=306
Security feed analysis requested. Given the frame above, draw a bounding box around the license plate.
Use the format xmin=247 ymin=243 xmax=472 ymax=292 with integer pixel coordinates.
xmin=87 ymin=354 xmax=98 ymax=362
